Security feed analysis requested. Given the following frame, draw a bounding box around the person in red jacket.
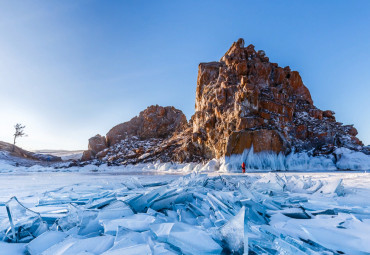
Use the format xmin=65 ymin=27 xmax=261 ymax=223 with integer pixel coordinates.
xmin=241 ymin=162 xmax=246 ymax=173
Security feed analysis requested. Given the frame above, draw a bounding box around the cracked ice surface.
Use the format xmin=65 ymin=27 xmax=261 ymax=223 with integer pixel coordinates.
xmin=0 ymin=172 xmax=370 ymax=254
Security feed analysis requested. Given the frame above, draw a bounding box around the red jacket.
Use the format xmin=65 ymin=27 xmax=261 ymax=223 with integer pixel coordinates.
xmin=241 ymin=162 xmax=245 ymax=169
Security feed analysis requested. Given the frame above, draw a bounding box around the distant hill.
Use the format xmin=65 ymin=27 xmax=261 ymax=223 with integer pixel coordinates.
xmin=0 ymin=141 xmax=62 ymax=163
xmin=33 ymin=150 xmax=83 ymax=161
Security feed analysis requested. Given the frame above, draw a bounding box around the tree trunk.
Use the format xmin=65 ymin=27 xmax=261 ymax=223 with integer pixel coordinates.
xmin=13 ymin=136 xmax=16 ymax=152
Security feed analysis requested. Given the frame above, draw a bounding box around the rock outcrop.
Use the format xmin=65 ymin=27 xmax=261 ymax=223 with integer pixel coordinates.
xmin=89 ymin=134 xmax=107 ymax=153
xmin=106 ymin=105 xmax=187 ymax=146
xmin=81 ymin=134 xmax=107 ymax=161
xmin=191 ymin=38 xmax=363 ymax=159
xmin=82 ymin=105 xmax=192 ymax=163
xmin=82 ymin=39 xmax=366 ymax=165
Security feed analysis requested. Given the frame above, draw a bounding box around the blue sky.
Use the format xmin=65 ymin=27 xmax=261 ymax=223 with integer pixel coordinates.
xmin=0 ymin=1 xmax=369 ymax=150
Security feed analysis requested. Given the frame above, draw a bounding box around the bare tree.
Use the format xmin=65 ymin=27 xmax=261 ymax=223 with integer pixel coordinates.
xmin=13 ymin=123 xmax=27 ymax=145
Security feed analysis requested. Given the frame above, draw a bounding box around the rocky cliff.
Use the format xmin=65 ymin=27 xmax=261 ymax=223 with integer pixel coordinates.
xmin=82 ymin=39 xmax=367 ymax=166
xmin=191 ymin=38 xmax=363 ymax=159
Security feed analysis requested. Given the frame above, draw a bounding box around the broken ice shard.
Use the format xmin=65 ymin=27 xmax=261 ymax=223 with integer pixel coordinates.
xmin=282 ymin=208 xmax=311 ymax=219
xmin=107 ymin=228 xmax=153 ymax=253
xmin=97 ymin=200 xmax=134 ymax=221
xmin=102 ymin=243 xmax=152 ymax=255
xmin=26 ymin=231 xmax=67 ymax=255
xmin=103 ymin=213 xmax=156 ymax=234
xmin=150 ymin=223 xmax=174 ymax=242
xmin=318 ymin=178 xmax=344 ymax=195
xmin=114 ymin=226 xmax=150 ymax=244
xmin=86 ymin=196 xmax=117 ymax=209
xmin=151 ymin=242 xmax=178 ymax=255
xmin=42 ymin=235 xmax=114 ymax=255
xmin=167 ymin=222 xmax=223 ymax=255
xmin=0 ymin=242 xmax=26 ymax=255
xmin=220 ymin=206 xmax=248 ymax=254
xmin=56 ymin=204 xmax=103 ymax=237
xmin=128 ymin=186 xmax=166 ymax=212
xmin=3 ymin=197 xmax=48 ymax=243
xmin=240 ymin=199 xmax=269 ymax=224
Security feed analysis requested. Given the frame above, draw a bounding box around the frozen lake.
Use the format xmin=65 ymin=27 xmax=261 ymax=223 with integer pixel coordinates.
xmin=0 ymin=171 xmax=370 ymax=254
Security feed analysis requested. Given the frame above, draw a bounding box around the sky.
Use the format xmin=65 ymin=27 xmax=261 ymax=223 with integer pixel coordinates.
xmin=0 ymin=0 xmax=369 ymax=150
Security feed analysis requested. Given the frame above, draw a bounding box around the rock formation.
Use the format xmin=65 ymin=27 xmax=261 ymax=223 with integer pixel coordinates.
xmin=82 ymin=39 xmax=366 ymax=165
xmin=81 ymin=105 xmax=196 ymax=163
xmin=106 ymin=105 xmax=187 ymax=146
xmin=191 ymin=38 xmax=363 ymax=159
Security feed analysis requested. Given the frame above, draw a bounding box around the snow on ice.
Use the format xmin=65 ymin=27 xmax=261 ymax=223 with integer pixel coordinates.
xmin=0 ymin=171 xmax=370 ymax=254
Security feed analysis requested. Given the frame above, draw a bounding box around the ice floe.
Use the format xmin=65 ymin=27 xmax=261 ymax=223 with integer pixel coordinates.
xmin=1 ymin=172 xmax=370 ymax=254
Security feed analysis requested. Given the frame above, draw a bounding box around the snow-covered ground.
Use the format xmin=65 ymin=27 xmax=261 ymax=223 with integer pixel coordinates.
xmin=0 ymin=170 xmax=370 ymax=254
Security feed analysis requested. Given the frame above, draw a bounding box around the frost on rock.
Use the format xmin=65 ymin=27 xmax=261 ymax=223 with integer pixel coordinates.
xmin=0 ymin=173 xmax=369 ymax=254
xmin=221 ymin=147 xmax=370 ymax=171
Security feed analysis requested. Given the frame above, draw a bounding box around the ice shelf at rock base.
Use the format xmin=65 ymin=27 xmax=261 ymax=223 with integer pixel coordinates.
xmin=1 ymin=147 xmax=370 ymax=175
xmin=220 ymin=146 xmax=370 ymax=172
xmin=1 ymin=172 xmax=370 ymax=254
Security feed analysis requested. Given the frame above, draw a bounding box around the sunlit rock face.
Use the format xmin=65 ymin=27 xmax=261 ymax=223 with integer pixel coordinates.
xmin=81 ymin=134 xmax=107 ymax=161
xmin=192 ymin=38 xmax=363 ymax=159
xmin=89 ymin=134 xmax=107 ymax=154
xmin=82 ymin=39 xmax=365 ymax=164
xmin=81 ymin=105 xmax=194 ymax=163
xmin=106 ymin=105 xmax=188 ymax=146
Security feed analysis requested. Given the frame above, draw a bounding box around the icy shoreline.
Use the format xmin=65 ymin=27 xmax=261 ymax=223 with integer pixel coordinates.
xmin=222 ymin=147 xmax=370 ymax=172
xmin=1 ymin=146 xmax=370 ymax=175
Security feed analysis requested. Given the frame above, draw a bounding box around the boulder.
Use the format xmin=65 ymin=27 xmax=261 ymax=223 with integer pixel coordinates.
xmin=88 ymin=134 xmax=107 ymax=154
xmin=81 ymin=150 xmax=94 ymax=161
xmin=96 ymin=149 xmax=109 ymax=160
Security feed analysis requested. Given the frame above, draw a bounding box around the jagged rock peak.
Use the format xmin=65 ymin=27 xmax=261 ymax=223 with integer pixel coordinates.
xmin=192 ymin=38 xmax=363 ymax=159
